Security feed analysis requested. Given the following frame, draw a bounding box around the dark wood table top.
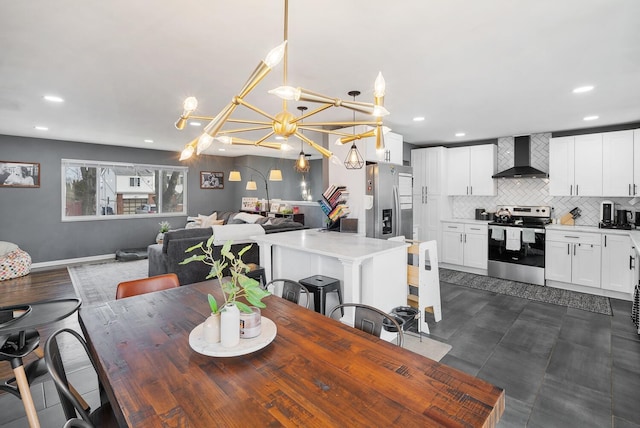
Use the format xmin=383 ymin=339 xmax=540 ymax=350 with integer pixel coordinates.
xmin=79 ymin=281 xmax=504 ymax=427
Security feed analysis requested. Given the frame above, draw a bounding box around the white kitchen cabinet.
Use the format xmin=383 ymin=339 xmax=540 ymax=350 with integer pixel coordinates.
xmin=441 ymin=222 xmax=488 ymax=269
xmin=549 ymin=134 xmax=602 ymax=196
xmin=603 ymin=130 xmax=634 ymax=197
xmin=366 ymin=131 xmax=403 ymax=165
xmin=412 ymin=147 xmax=450 ymax=252
xmin=601 ymin=233 xmax=635 ymax=294
xmin=634 ymin=129 xmax=640 ymax=192
xmin=446 ymin=145 xmax=496 ymax=196
xmin=442 ymin=223 xmax=464 ymax=266
xmin=545 ymin=230 xmax=601 ymax=288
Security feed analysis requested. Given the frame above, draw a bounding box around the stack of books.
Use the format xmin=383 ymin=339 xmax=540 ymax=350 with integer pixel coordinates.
xmin=319 ymin=185 xmax=350 ymax=226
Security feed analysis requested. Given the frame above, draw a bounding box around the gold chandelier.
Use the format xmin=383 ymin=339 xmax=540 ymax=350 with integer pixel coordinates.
xmin=174 ymin=0 xmax=390 ymax=162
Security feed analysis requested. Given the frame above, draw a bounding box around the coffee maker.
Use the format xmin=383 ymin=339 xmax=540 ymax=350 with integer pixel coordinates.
xmin=599 ymin=200 xmax=616 ymax=227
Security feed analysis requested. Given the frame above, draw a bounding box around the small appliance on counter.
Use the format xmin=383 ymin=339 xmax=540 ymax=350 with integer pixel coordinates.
xmin=599 ymin=200 xmax=617 ymax=228
xmin=475 ymin=208 xmax=495 ymax=221
xmin=635 ymin=212 xmax=640 ymax=228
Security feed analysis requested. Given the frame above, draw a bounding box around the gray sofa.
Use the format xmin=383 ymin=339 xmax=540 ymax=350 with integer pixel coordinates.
xmin=148 ymin=211 xmax=306 ymax=285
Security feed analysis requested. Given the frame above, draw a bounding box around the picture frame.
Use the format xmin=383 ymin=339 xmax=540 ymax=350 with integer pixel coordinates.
xmin=0 ymin=161 xmax=40 ymax=188
xmin=200 ymin=171 xmax=224 ymax=189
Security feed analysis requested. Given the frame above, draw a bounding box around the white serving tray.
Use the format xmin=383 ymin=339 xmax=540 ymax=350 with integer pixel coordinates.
xmin=189 ymin=317 xmax=277 ymax=357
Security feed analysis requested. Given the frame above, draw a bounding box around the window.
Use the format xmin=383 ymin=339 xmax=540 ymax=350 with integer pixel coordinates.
xmin=62 ymin=159 xmax=188 ymax=220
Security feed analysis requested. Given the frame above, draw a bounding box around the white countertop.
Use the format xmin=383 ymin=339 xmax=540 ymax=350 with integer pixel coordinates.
xmin=251 ymin=229 xmax=408 ymax=262
xmin=441 ymin=219 xmax=490 ymax=225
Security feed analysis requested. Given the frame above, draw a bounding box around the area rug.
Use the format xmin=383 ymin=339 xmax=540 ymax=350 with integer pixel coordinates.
xmin=439 ymin=268 xmax=613 ymax=316
xmin=403 ymin=334 xmax=451 ymax=362
xmin=68 ymin=259 xmax=148 ymax=306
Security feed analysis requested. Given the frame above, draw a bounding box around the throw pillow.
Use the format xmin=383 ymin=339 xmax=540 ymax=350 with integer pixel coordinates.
xmin=0 ymin=241 xmax=19 ymax=257
xmin=198 ymin=212 xmax=218 ymax=228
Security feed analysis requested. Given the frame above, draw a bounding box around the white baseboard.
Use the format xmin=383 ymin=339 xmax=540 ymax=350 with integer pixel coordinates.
xmin=440 ymin=263 xmax=488 ymax=276
xmin=545 ymin=279 xmax=633 ymax=302
xmin=31 ymin=254 xmax=115 ymax=271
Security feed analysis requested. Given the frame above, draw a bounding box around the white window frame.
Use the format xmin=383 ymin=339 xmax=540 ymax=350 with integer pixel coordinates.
xmin=61 ymin=159 xmax=188 ymax=222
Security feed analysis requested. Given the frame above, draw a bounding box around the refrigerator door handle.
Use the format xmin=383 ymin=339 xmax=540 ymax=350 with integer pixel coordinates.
xmin=393 ymin=185 xmax=401 ymax=237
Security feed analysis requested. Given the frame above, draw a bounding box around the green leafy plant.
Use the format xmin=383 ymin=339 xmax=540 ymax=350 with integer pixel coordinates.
xmin=158 ymin=221 xmax=171 ymax=233
xmin=180 ymin=235 xmax=270 ymax=313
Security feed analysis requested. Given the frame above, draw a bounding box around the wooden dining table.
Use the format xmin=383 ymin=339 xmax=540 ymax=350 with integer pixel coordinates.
xmin=79 ymin=280 xmax=504 ymax=427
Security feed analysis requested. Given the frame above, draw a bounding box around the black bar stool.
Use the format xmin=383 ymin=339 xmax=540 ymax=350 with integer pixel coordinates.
xmin=299 ymin=275 xmax=343 ymax=316
xmin=246 ymin=263 xmax=266 ymax=289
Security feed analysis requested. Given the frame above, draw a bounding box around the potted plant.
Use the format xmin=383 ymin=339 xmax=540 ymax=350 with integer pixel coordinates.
xmin=156 ymin=221 xmax=171 ymax=244
xmin=180 ymin=235 xmax=270 ymax=347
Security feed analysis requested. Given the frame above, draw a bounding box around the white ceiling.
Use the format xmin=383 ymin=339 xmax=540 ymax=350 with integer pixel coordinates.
xmin=1 ymin=1 xmax=639 ymax=160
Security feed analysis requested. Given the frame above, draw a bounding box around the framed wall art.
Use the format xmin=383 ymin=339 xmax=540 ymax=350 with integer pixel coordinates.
xmin=0 ymin=161 xmax=40 ymax=188
xmin=200 ymin=171 xmax=224 ymax=189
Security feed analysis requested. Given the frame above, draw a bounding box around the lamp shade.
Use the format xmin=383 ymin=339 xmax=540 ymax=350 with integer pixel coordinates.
xmin=269 ymin=169 xmax=283 ymax=181
xmin=228 ymin=170 xmax=242 ymax=181
xmin=246 ymin=181 xmax=258 ymax=190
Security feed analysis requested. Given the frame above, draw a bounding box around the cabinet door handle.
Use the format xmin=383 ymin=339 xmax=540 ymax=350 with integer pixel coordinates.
xmin=573 ymin=243 xmax=576 ymax=256
xmin=576 ymin=184 xmax=579 ymax=195
xmin=460 ymin=234 xmax=463 ymax=243
xmin=470 ymin=186 xmax=473 ymax=195
xmin=466 ymin=186 xmax=469 ymax=195
xmin=605 ymin=235 xmax=607 ymax=247
xmin=631 ymin=255 xmax=635 ymax=270
xmin=630 ymin=184 xmax=633 ymax=196
xmin=567 ymin=243 xmax=570 ymax=255
xmin=570 ymin=185 xmax=572 ymax=195
xmin=464 ymin=233 xmax=467 ymax=243
xmin=635 ymin=184 xmax=637 ymax=195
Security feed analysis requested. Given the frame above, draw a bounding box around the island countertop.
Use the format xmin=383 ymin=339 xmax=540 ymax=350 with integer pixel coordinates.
xmin=251 ymin=229 xmax=408 ymax=261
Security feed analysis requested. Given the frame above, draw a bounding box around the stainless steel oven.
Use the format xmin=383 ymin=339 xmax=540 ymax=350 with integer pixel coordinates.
xmin=487 ymin=205 xmax=550 ymax=286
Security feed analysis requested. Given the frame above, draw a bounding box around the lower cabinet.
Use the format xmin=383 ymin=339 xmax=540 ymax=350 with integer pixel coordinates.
xmin=441 ymin=222 xmax=487 ymax=269
xmin=601 ymin=233 xmax=635 ymax=293
xmin=545 ymin=231 xmax=601 ymax=288
xmin=546 ymin=230 xmax=637 ymax=296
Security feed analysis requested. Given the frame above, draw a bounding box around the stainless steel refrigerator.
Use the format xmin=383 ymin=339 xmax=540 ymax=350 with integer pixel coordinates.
xmin=365 ymin=163 xmax=413 ymax=239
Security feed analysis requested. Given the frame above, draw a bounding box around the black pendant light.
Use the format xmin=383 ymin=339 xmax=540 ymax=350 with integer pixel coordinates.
xmin=344 ymin=91 xmax=364 ymax=169
xmin=294 ymin=106 xmax=310 ymax=173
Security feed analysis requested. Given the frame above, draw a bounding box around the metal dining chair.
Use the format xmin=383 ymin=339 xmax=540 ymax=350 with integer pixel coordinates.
xmin=115 ymin=273 xmax=180 ymax=299
xmin=44 ymin=328 xmax=118 ymax=427
xmin=265 ymin=279 xmax=311 ymax=309
xmin=329 ymin=303 xmax=404 ymax=347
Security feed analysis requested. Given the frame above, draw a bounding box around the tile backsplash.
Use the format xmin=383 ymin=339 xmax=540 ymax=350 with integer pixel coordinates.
xmin=451 ymin=133 xmax=639 ymax=225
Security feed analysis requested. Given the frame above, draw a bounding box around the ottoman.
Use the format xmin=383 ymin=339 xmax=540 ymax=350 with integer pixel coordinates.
xmin=0 ymin=248 xmax=32 ymax=281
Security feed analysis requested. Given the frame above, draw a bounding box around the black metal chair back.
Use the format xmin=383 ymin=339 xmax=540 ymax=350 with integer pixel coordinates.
xmin=45 ymin=328 xmax=118 ymax=427
xmin=329 ymin=303 xmax=404 ymax=347
xmin=265 ymin=279 xmax=311 ymax=309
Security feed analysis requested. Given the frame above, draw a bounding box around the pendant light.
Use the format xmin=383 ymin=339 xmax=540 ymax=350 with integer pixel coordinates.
xmin=294 ymin=106 xmax=310 ymax=173
xmin=344 ymin=91 xmax=365 ymax=170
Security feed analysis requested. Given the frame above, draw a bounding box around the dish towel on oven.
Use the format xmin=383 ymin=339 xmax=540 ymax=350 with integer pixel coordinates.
xmin=491 ymin=227 xmax=505 ymax=241
xmin=506 ymin=229 xmax=521 ymax=251
xmin=522 ymin=229 xmax=536 ymax=244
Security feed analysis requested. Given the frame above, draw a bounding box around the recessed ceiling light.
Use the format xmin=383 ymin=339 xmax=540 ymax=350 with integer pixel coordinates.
xmin=34 ymin=125 xmax=48 ymax=131
xmin=43 ymin=95 xmax=64 ymax=103
xmin=218 ymin=148 xmax=226 ymax=152
xmin=144 ymin=139 xmax=154 ymax=143
xmin=455 ymin=132 xmax=466 ymax=137
xmin=583 ymin=115 xmax=599 ymax=121
xmin=572 ymin=86 xmax=594 ymax=94
xmin=413 ymin=117 xmax=425 ymax=122
xmin=189 ymin=122 xmax=201 ymax=127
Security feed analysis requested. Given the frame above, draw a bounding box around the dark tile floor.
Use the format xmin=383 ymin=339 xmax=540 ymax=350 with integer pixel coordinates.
xmin=430 ymin=282 xmax=640 ymax=428
xmin=2 ymin=281 xmax=639 ymax=427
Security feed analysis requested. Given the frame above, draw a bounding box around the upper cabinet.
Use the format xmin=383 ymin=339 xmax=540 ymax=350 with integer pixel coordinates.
xmin=549 ymin=134 xmax=602 ymax=196
xmin=550 ymin=129 xmax=639 ymax=197
xmin=365 ymin=131 xmax=403 ymax=165
xmin=603 ymin=130 xmax=634 ymax=197
xmin=446 ymin=144 xmax=496 ymax=196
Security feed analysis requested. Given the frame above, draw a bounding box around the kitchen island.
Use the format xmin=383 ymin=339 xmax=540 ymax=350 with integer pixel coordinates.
xmin=252 ymin=229 xmax=409 ymax=318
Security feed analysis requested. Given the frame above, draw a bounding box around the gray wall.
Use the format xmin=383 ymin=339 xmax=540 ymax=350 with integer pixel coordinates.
xmin=0 ymin=135 xmax=234 ymax=263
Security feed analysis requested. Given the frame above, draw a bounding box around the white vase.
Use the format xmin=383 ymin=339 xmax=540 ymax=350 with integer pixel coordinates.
xmin=220 ymin=304 xmax=240 ymax=348
xmin=203 ymin=312 xmax=221 ymax=344
xmin=156 ymin=232 xmax=165 ymax=245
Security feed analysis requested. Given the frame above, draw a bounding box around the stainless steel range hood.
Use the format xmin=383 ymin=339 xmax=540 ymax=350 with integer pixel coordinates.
xmin=492 ymin=135 xmax=548 ymax=179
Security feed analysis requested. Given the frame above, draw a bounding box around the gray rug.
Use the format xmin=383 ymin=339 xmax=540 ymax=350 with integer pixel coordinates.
xmin=68 ymin=259 xmax=148 ymax=306
xmin=68 ymin=259 xmax=451 ymax=361
xmin=440 ymin=268 xmax=613 ymax=315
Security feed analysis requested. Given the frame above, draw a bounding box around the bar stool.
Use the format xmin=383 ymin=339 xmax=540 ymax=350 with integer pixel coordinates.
xmin=246 ymin=263 xmax=266 ymax=289
xmin=299 ymin=275 xmax=343 ymax=317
